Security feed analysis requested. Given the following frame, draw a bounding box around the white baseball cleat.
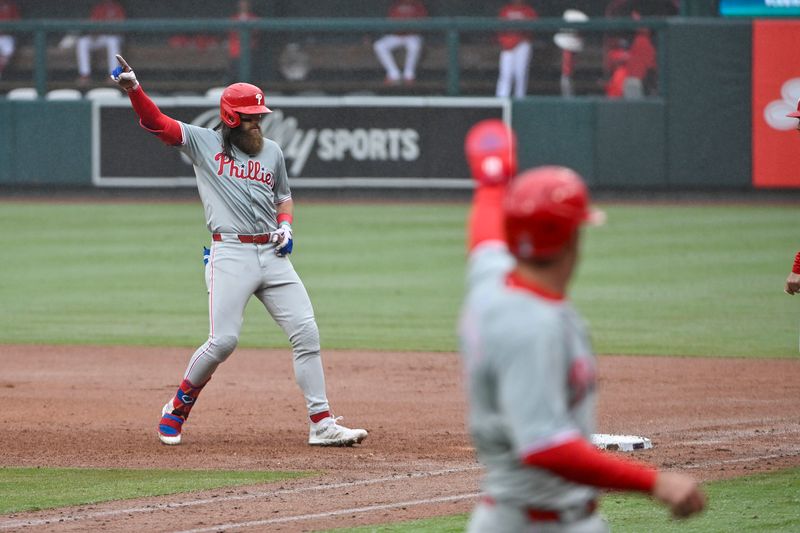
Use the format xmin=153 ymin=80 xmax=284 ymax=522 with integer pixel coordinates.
xmin=158 ymin=401 xmax=184 ymax=445
xmin=308 ymin=416 xmax=368 ymax=447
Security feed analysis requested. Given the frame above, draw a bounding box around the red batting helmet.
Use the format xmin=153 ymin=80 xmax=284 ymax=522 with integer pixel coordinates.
xmin=464 ymin=119 xmax=518 ymax=185
xmin=787 ymin=99 xmax=800 ymax=118
xmin=219 ymin=82 xmax=271 ymax=128
xmin=504 ymin=166 xmax=605 ymax=260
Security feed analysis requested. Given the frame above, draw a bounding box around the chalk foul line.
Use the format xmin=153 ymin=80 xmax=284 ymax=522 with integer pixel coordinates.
xmin=175 ymin=493 xmax=481 ymax=533
xmin=0 ymin=465 xmax=481 ymax=530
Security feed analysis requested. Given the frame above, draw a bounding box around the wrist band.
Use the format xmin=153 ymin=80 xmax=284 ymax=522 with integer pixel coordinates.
xmin=277 ymin=213 xmax=293 ymax=226
xmin=793 ymin=251 xmax=800 ymax=275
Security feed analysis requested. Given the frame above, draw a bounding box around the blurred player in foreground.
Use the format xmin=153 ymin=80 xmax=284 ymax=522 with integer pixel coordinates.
xmin=785 ymin=101 xmax=800 ymax=295
xmin=111 ymin=55 xmax=367 ymax=448
xmin=459 ymin=119 xmax=706 ymax=532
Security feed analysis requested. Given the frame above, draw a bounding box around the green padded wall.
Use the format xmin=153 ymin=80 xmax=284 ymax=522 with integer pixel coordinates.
xmin=0 ymin=103 xmax=12 ymax=181
xmin=681 ymin=0 xmax=719 ymax=17
xmin=595 ymin=100 xmax=667 ymax=188
xmin=512 ymin=98 xmax=667 ymax=188
xmin=511 ymin=97 xmax=596 ymax=184
xmin=665 ymin=19 xmax=752 ymax=187
xmin=0 ymin=100 xmax=92 ymax=185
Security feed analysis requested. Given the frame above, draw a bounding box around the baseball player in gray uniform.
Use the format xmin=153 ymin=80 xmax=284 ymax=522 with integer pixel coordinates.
xmin=111 ymin=55 xmax=367 ymax=447
xmin=460 ymin=120 xmax=705 ymax=532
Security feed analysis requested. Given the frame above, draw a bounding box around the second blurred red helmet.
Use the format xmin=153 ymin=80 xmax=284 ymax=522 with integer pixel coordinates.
xmin=504 ymin=166 xmax=605 ymax=260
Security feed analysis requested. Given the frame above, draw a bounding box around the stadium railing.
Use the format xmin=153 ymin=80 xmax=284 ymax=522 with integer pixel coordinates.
xmin=0 ymin=17 xmax=668 ymax=98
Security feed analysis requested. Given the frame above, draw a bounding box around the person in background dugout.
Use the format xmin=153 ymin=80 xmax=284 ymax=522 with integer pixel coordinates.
xmin=228 ymin=0 xmax=259 ymax=83
xmin=553 ymin=9 xmax=589 ymax=98
xmin=0 ymin=0 xmax=20 ymax=80
xmin=372 ymin=0 xmax=427 ymax=85
xmin=605 ymin=0 xmax=680 ymax=17
xmin=76 ymin=0 xmax=125 ymax=85
xmin=603 ymin=0 xmax=674 ymax=98
xmin=604 ymin=10 xmax=656 ymax=99
xmin=622 ymin=17 xmax=656 ymax=98
xmin=604 ymin=31 xmax=655 ymax=99
xmin=495 ymin=0 xmax=537 ymax=99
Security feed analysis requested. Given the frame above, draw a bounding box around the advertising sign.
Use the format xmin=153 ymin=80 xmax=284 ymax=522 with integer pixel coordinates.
xmin=720 ymin=0 xmax=800 ymax=16
xmin=752 ymin=20 xmax=800 ymax=187
xmin=93 ymin=97 xmax=508 ymax=188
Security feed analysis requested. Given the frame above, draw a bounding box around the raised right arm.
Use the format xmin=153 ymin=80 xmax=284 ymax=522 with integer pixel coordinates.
xmin=464 ymin=119 xmax=518 ymax=252
xmin=111 ymin=54 xmax=183 ymax=146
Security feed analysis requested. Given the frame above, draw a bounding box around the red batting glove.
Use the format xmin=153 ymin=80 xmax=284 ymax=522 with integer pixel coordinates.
xmin=464 ymin=119 xmax=518 ymax=187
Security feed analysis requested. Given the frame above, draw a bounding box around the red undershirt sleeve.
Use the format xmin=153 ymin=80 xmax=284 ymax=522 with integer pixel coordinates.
xmin=126 ymin=86 xmax=183 ymax=146
xmin=468 ymin=185 xmax=506 ymax=252
xmin=522 ymin=437 xmax=657 ymax=492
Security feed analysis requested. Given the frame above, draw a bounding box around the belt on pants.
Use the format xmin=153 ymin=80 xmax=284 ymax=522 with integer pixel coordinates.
xmin=212 ymin=233 xmax=273 ymax=244
xmin=481 ymin=495 xmax=598 ymax=523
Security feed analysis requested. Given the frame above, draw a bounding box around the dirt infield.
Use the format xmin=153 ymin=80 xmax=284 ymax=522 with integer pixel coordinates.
xmin=1 ymin=345 xmax=799 ymax=532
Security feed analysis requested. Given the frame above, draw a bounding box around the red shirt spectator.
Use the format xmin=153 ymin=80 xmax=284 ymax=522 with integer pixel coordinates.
xmin=604 ymin=47 xmax=628 ymax=98
xmin=75 ymin=0 xmax=125 ymax=81
xmin=603 ymin=8 xmax=656 ymax=97
xmin=498 ymin=0 xmax=537 ymax=51
xmin=0 ymin=0 xmax=20 ymax=78
xmin=229 ymin=0 xmax=259 ymax=59
xmin=389 ymin=0 xmax=427 ymax=19
xmin=0 ymin=0 xmax=20 ymax=21
xmin=388 ymin=0 xmax=427 ymax=35
xmin=626 ymin=29 xmax=655 ymax=79
xmin=90 ymin=0 xmax=125 ymax=22
xmin=606 ymin=0 xmax=679 ymax=17
xmin=605 ymin=65 xmax=626 ymax=98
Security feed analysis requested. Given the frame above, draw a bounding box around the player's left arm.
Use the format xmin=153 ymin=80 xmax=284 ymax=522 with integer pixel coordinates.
xmin=276 ymin=199 xmax=293 ymax=222
xmin=499 ymin=325 xmax=658 ymax=493
xmin=271 ymin=149 xmax=294 ymax=256
xmin=498 ymin=316 xmax=580 ymax=448
xmin=272 ymin=199 xmax=293 ymax=256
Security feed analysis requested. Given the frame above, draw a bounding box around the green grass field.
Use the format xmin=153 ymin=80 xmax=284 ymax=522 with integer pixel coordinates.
xmin=325 ymin=467 xmax=800 ymax=533
xmin=0 ymin=467 xmax=312 ymax=514
xmin=0 ymin=201 xmax=798 ymax=356
xmin=1 ymin=200 xmax=799 ymax=529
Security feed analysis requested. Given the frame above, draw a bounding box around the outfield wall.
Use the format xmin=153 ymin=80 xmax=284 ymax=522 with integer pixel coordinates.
xmin=512 ymin=19 xmax=754 ymax=190
xmin=0 ymin=20 xmax=778 ymax=190
xmin=0 ymin=100 xmax=92 ymax=185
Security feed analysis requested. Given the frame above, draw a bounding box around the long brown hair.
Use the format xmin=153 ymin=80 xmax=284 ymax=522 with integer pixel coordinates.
xmin=215 ymin=122 xmax=235 ymax=160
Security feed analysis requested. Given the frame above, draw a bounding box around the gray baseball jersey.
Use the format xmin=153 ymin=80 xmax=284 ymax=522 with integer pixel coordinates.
xmin=178 ymin=122 xmax=291 ymax=234
xmin=459 ymin=243 xmax=599 ymax=510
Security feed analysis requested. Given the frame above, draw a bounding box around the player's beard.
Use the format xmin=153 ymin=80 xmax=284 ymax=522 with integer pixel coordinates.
xmin=230 ymin=126 xmax=264 ymax=156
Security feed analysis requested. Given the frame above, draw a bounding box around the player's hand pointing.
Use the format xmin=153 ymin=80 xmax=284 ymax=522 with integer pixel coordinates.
xmin=110 ymin=54 xmax=139 ymax=91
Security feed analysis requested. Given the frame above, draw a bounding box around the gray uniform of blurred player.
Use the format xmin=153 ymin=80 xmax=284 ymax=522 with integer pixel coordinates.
xmin=460 ymin=119 xmax=706 ymax=532
xmin=461 ymin=246 xmax=607 ymax=532
xmin=111 ymin=55 xmax=367 ymax=447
